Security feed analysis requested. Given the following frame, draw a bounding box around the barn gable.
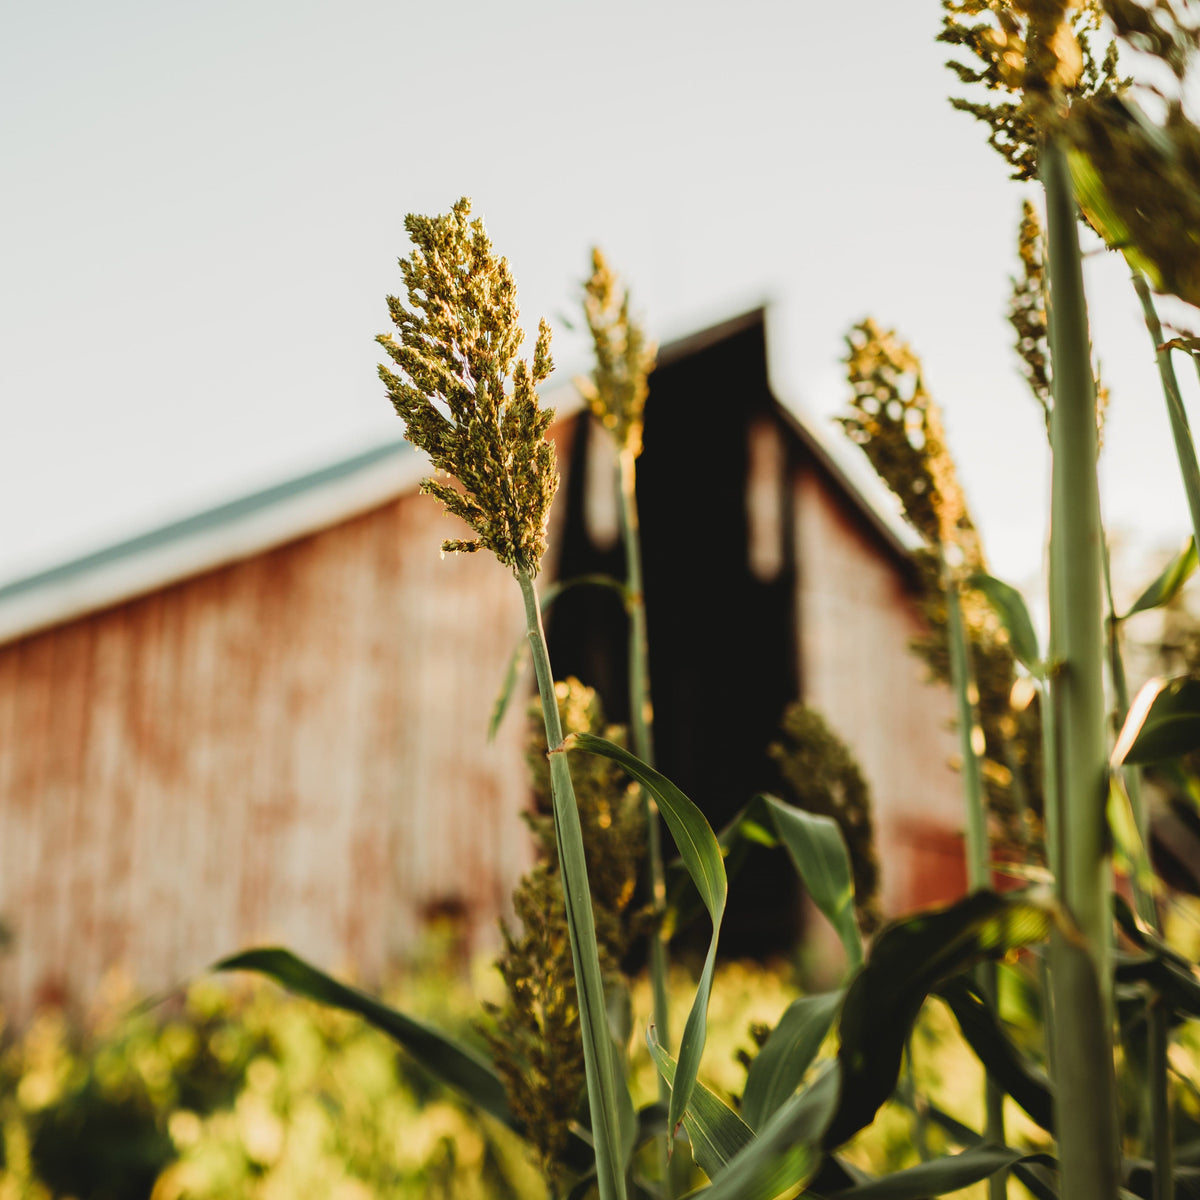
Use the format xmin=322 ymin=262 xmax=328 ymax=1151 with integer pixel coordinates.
xmin=0 ymin=308 xmax=964 ymax=1019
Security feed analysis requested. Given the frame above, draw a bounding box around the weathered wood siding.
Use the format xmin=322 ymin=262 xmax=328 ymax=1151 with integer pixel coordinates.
xmin=0 ymin=425 xmax=583 ymax=1020
xmin=793 ymin=464 xmax=967 ymax=915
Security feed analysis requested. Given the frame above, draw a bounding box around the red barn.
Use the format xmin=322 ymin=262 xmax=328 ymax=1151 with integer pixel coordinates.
xmin=0 ymin=309 xmax=966 ymax=1021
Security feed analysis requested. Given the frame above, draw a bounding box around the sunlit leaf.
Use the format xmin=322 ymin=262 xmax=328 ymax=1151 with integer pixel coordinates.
xmin=646 ymin=1030 xmax=753 ymax=1180
xmin=1112 ymin=676 xmax=1200 ymax=766
xmin=571 ymin=733 xmax=725 ymax=1137
xmin=825 ymin=1144 xmax=1031 ymax=1199
xmin=741 ymin=991 xmax=843 ymax=1130
xmin=970 ymin=572 xmax=1042 ymax=671
xmin=697 ymin=1063 xmax=839 ymax=1200
xmin=1122 ymin=538 xmax=1198 ymax=619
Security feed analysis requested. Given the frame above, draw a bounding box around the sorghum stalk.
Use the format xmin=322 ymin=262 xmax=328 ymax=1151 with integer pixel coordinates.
xmin=378 ymin=201 xmax=629 ymax=1200
xmin=1041 ymin=135 xmax=1121 ymax=1200
xmin=1132 ymin=270 xmax=1200 ymax=554
xmin=521 ymin=570 xmax=629 ymax=1200
xmin=580 ymin=251 xmax=673 ymax=1189
xmin=943 ymin=565 xmax=1005 ymax=1200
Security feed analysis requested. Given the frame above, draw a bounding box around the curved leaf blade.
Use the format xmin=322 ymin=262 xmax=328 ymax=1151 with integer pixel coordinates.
xmin=1123 ymin=538 xmax=1198 ymax=619
xmin=825 ymin=891 xmax=1053 ymax=1149
xmin=741 ymin=990 xmax=843 ymax=1130
xmin=646 ymin=1029 xmax=753 ymax=1180
xmin=698 ymin=1062 xmax=840 ymax=1200
xmin=826 ymin=1145 xmax=1033 ymax=1200
xmin=935 ymin=977 xmax=1055 ymax=1133
xmin=970 ymin=572 xmax=1042 ymax=671
xmin=1113 ymin=676 xmax=1200 ymax=765
xmin=571 ymin=732 xmax=726 ymax=1137
xmin=216 ymin=948 xmax=515 ymax=1129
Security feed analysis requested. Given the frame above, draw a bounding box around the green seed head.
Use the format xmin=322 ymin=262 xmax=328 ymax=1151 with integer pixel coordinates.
xmin=577 ymin=249 xmax=657 ymax=459
xmin=377 ymin=198 xmax=559 ymax=575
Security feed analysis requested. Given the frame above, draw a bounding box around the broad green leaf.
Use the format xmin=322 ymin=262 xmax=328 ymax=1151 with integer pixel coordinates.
xmin=747 ymin=796 xmax=863 ymax=970
xmin=1067 ymin=141 xmax=1163 ymax=290
xmin=826 ymin=1145 xmax=1026 ymax=1199
xmin=571 ymin=732 xmax=725 ymax=1137
xmin=698 ymin=1062 xmax=840 ymax=1200
xmin=646 ymin=1030 xmax=753 ymax=1180
xmin=1123 ymin=538 xmax=1198 ymax=619
xmin=215 ymin=948 xmax=515 ymax=1129
xmin=666 ymin=794 xmax=863 ymax=972
xmin=935 ymin=977 xmax=1055 ymax=1133
xmin=1112 ymin=676 xmax=1200 ymax=765
xmin=1113 ymin=895 xmax=1200 ymax=1017
xmin=825 ymin=891 xmax=1053 ymax=1149
xmin=970 ymin=572 xmax=1042 ymax=671
xmin=741 ymin=990 xmax=843 ymax=1130
xmin=487 ymin=574 xmax=627 ymax=740
xmin=1107 ymin=774 xmax=1158 ymax=905
xmin=921 ymin=1106 xmax=1061 ymax=1200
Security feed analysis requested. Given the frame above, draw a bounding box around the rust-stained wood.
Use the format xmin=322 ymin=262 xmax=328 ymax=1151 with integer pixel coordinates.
xmin=0 ymin=479 xmax=544 ymax=1022
xmin=793 ymin=463 xmax=965 ymax=915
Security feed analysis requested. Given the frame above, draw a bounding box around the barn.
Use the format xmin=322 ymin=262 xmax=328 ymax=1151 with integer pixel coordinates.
xmin=0 ymin=308 xmax=967 ymax=1021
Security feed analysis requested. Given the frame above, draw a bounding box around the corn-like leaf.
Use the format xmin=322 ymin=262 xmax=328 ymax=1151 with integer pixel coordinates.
xmin=666 ymin=794 xmax=862 ymax=972
xmin=935 ymin=977 xmax=1055 ymax=1133
xmin=922 ymin=1105 xmax=1060 ymax=1200
xmin=970 ymin=572 xmax=1043 ymax=673
xmin=1113 ymin=675 xmax=1200 ymax=765
xmin=487 ymin=574 xmax=627 ymax=741
xmin=697 ymin=1062 xmax=840 ymax=1200
xmin=1123 ymin=538 xmax=1198 ymax=620
xmin=570 ymin=732 xmax=725 ymax=1137
xmin=646 ymin=1029 xmax=753 ymax=1180
xmin=747 ymin=795 xmax=863 ymax=970
xmin=741 ymin=990 xmax=843 ymax=1130
xmin=824 ymin=891 xmax=1053 ymax=1150
xmin=1113 ymin=895 xmax=1200 ymax=1017
xmin=215 ymin=948 xmax=516 ymax=1130
xmin=825 ymin=1145 xmax=1030 ymax=1199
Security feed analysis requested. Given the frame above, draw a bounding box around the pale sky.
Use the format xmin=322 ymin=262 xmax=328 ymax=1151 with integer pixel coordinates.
xmin=2 ymin=0 xmax=1194 ymax=595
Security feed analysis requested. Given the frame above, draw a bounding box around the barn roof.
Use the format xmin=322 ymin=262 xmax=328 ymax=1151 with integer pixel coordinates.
xmin=0 ymin=308 xmax=915 ymax=646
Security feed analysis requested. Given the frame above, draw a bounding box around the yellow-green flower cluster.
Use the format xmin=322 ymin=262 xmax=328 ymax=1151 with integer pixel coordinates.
xmin=839 ymin=318 xmax=982 ymax=562
xmin=577 ymin=249 xmax=657 ymax=458
xmin=377 ymin=198 xmax=559 ymax=575
xmin=940 ymin=0 xmax=1121 ymax=178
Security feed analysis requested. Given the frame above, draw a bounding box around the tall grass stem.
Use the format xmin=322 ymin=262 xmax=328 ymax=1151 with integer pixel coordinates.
xmin=1041 ymin=135 xmax=1121 ymax=1200
xmin=616 ymin=447 xmax=676 ymax=1195
xmin=944 ymin=571 xmax=1005 ymax=1200
xmin=1133 ymin=271 xmax=1200 ymax=553
xmin=519 ymin=569 xmax=629 ymax=1200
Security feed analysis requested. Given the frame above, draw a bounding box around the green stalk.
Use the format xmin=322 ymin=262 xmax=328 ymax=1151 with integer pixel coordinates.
xmin=519 ymin=569 xmax=628 ymax=1200
xmin=1127 ymin=264 xmax=1180 ymax=1200
xmin=944 ymin=568 xmax=1005 ymax=1200
xmin=1133 ymin=271 xmax=1200 ymax=552
xmin=615 ymin=446 xmax=676 ymax=1195
xmin=1041 ymin=136 xmax=1121 ymax=1200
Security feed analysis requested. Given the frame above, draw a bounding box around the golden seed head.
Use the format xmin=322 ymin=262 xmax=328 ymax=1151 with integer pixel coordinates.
xmin=939 ymin=0 xmax=1122 ymax=178
xmin=376 ymin=197 xmax=559 ymax=575
xmin=577 ymin=249 xmax=657 ymax=458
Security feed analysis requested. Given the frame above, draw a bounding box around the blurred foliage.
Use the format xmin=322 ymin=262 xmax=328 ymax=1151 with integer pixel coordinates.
xmin=767 ymin=704 xmax=883 ymax=936
xmin=481 ymin=679 xmax=647 ymax=1190
xmin=0 ymin=956 xmax=541 ymax=1200
xmin=840 ymin=318 xmax=1044 ymax=853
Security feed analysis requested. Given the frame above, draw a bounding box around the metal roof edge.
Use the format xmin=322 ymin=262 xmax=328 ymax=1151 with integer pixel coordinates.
xmin=0 ymin=307 xmax=918 ymax=645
